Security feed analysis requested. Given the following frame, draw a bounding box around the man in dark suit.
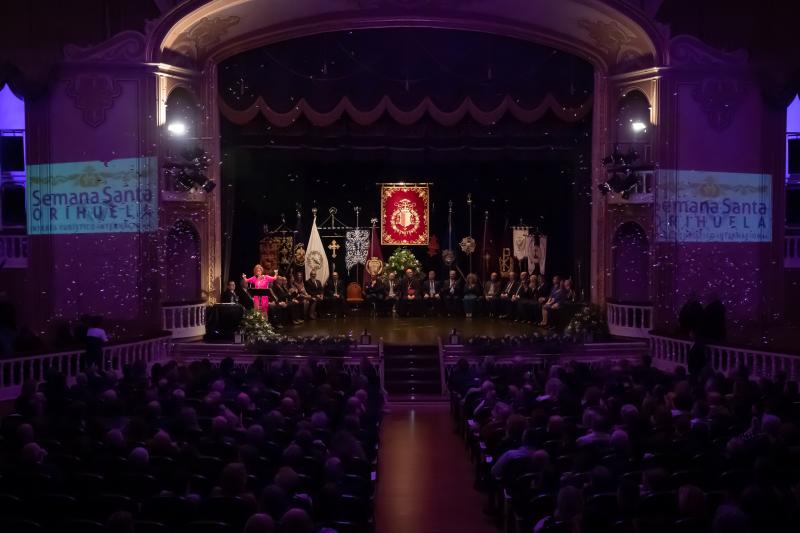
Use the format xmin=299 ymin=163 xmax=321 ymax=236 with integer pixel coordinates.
xmin=422 ymin=270 xmax=442 ymax=317
xmin=497 ymin=271 xmax=519 ymax=318
xmin=270 ymin=276 xmax=303 ymax=326
xmin=220 ymin=280 xmax=240 ymax=304
xmin=483 ymin=272 xmax=502 ymax=317
xmin=324 ymin=271 xmax=347 ymax=318
xmin=440 ymin=270 xmax=463 ymax=317
xmin=510 ymin=271 xmax=529 ymax=321
xmin=399 ymin=268 xmax=421 ymax=317
xmin=383 ymin=272 xmax=400 ymax=316
xmin=304 ymin=270 xmax=324 ymax=319
xmin=497 ymin=270 xmax=519 ymax=318
xmin=238 ymin=279 xmax=254 ymax=310
xmin=364 ymin=276 xmax=386 ymax=315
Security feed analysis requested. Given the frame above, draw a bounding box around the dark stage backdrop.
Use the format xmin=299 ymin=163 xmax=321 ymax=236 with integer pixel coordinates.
xmin=218 ymin=27 xmax=593 ymax=295
xmin=221 ymin=143 xmax=591 ymax=292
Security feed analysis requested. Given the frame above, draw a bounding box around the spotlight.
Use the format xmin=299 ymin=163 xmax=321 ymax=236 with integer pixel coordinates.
xmin=167 ymin=122 xmax=187 ymax=136
xmin=631 ymin=121 xmax=647 ymax=133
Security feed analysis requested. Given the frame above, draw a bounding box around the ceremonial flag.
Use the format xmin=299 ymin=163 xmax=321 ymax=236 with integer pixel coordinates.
xmin=512 ymin=227 xmax=529 ymax=261
xmin=305 ymin=215 xmax=330 ymax=285
xmin=363 ymin=222 xmax=384 ymax=287
xmin=524 ymin=234 xmax=547 ymax=275
xmin=380 ymin=183 xmax=430 ymax=246
xmin=345 ymin=229 xmax=370 ymax=271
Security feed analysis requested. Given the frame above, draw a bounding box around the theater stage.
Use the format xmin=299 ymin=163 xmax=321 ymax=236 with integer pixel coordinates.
xmin=273 ymin=316 xmax=538 ymax=345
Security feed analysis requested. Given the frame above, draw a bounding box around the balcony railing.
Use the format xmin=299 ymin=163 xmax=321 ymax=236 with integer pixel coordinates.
xmin=0 ymin=234 xmax=28 ymax=268
xmin=650 ymin=334 xmax=800 ymax=381
xmin=607 ymin=302 xmax=653 ymax=338
xmin=607 ymin=169 xmax=654 ymax=204
xmin=162 ymin=302 xmax=207 ymax=339
xmin=0 ymin=334 xmax=172 ymax=400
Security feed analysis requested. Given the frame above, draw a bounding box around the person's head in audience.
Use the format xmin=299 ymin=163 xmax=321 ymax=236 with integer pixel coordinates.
xmin=243 ymin=513 xmax=275 ymax=533
xmin=490 ymin=272 xmax=498 ymax=282
xmin=678 ymin=484 xmax=706 ymax=519
xmin=551 ymin=275 xmax=561 ymax=287
xmin=519 ymin=271 xmax=528 ymax=283
xmin=405 ymin=268 xmax=414 ymax=279
xmin=713 ymin=504 xmax=751 ymax=533
xmin=227 ymin=280 xmax=237 ymax=292
xmin=388 ymin=272 xmax=396 ymax=281
xmin=219 ymin=462 xmax=248 ymax=497
xmin=107 ymin=511 xmax=134 ymax=533
xmin=280 ymin=508 xmax=314 ymax=533
xmin=555 ymin=485 xmax=583 ymax=521
xmin=428 ymin=270 xmax=436 ymax=280
xmin=128 ymin=447 xmax=149 ymax=469
xmin=508 ymin=271 xmax=516 ymax=281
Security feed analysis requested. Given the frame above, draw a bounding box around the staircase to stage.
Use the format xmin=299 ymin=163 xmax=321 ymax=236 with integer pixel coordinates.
xmin=382 ymin=344 xmax=443 ymax=400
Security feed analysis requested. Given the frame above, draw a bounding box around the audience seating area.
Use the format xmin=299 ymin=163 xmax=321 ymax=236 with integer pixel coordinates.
xmin=449 ymin=355 xmax=800 ymax=533
xmin=0 ymin=356 xmax=383 ymax=533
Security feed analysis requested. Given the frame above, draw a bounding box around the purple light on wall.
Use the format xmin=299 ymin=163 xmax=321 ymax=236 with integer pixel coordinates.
xmin=788 ymin=95 xmax=800 ymax=133
xmin=0 ymin=85 xmax=25 ymax=130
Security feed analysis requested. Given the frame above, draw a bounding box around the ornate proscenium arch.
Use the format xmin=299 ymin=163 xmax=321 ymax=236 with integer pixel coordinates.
xmin=143 ymin=0 xmax=667 ymax=307
xmin=150 ymin=0 xmax=665 ymax=72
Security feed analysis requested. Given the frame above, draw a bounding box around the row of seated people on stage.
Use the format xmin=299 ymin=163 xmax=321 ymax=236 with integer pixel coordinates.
xmin=363 ymin=269 xmax=576 ymax=325
xmin=220 ymin=272 xmax=351 ymax=327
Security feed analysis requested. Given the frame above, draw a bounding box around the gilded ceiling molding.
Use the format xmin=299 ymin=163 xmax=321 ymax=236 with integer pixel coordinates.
xmin=171 ymin=15 xmax=240 ymax=61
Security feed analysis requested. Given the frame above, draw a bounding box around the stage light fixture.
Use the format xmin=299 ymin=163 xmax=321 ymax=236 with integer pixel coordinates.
xmin=631 ymin=121 xmax=647 ymax=133
xmin=167 ymin=121 xmax=187 ymax=136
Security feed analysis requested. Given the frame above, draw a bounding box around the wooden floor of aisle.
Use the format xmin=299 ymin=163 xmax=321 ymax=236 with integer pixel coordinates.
xmin=374 ymin=402 xmax=498 ymax=533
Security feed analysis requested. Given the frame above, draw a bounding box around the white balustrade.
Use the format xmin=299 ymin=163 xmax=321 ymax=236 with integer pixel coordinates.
xmin=0 ymin=334 xmax=172 ymax=400
xmin=607 ymin=302 xmax=653 ymax=338
xmin=161 ymin=303 xmax=207 ymax=339
xmin=785 ymin=235 xmax=800 ymax=268
xmin=0 ymin=234 xmax=28 ymax=268
xmin=650 ymin=334 xmax=800 ymax=381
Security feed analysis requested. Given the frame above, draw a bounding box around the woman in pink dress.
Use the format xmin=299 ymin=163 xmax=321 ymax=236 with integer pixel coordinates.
xmin=242 ymin=264 xmax=277 ymax=317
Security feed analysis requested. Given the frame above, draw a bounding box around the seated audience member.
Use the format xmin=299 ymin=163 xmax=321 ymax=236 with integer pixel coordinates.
xmin=364 ymin=275 xmax=386 ymax=312
xmin=441 ymin=269 xmax=464 ymax=317
xmin=290 ymin=272 xmax=311 ymax=318
xmin=539 ymin=275 xmax=564 ymax=327
xmin=383 ymin=272 xmax=400 ymax=316
xmin=399 ymin=268 xmax=421 ymax=317
xmin=497 ymin=271 xmax=519 ymax=318
xmin=220 ymin=280 xmax=241 ymax=304
xmin=243 ymin=513 xmax=276 ymax=533
xmin=534 ymin=485 xmax=584 ymax=533
xmin=483 ymin=272 xmax=502 ymax=317
xmin=323 ymin=271 xmax=347 ymax=318
xmin=518 ymin=274 xmax=544 ymax=323
xmin=239 ymin=279 xmax=255 ymax=310
xmin=509 ymin=271 xmax=530 ymax=321
xmin=270 ymin=276 xmax=303 ymax=326
xmin=303 ymin=270 xmax=324 ymax=319
xmin=462 ymin=273 xmax=482 ymax=318
xmin=490 ymin=428 xmax=545 ymax=479
xmin=422 ymin=270 xmax=442 ymax=316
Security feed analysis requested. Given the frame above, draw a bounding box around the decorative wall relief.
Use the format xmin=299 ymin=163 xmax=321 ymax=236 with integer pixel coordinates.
xmin=63 ymin=31 xmax=147 ymax=63
xmin=65 ymin=76 xmax=123 ymax=128
xmin=172 ymin=16 xmax=241 ymax=60
xmin=691 ymin=78 xmax=746 ymax=132
xmin=577 ymin=18 xmax=638 ymax=65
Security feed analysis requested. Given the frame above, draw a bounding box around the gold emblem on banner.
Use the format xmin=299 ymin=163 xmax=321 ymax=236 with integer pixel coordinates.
xmin=499 ymin=247 xmax=513 ymax=277
xmin=366 ymin=257 xmax=384 ymax=277
xmin=390 ymin=199 xmax=420 ymax=236
xmin=293 ymin=243 xmax=306 ymax=266
xmin=306 ymin=250 xmax=323 ymax=273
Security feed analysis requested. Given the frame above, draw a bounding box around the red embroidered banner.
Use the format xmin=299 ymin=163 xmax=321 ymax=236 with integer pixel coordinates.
xmin=380 ymin=184 xmax=430 ymax=246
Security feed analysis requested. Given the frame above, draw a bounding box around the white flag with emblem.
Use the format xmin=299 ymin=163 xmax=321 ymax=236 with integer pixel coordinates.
xmin=305 ymin=215 xmax=330 ymax=285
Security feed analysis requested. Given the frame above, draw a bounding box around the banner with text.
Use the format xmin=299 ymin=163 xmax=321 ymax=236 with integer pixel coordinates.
xmin=27 ymin=157 xmax=158 ymax=235
xmin=655 ymin=169 xmax=771 ymax=243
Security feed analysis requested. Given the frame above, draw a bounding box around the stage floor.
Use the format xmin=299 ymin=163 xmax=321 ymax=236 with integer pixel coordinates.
xmin=278 ymin=316 xmax=538 ymax=345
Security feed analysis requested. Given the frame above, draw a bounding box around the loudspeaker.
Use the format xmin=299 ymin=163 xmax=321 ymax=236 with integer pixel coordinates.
xmin=789 ymin=138 xmax=800 ymax=175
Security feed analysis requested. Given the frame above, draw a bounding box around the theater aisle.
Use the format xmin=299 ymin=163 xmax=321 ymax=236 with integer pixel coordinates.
xmin=375 ymin=403 xmax=498 ymax=533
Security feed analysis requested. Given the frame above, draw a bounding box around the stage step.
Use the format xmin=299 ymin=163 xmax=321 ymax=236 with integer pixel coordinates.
xmin=383 ymin=344 xmax=442 ymax=398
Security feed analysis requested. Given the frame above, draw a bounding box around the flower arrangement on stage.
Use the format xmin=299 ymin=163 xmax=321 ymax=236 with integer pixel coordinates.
xmin=384 ymin=247 xmax=422 ymax=278
xmin=248 ymin=331 xmax=355 ymax=355
xmin=241 ymin=309 xmax=281 ymax=348
xmin=465 ymin=332 xmax=562 ymax=354
xmin=564 ymin=305 xmax=608 ymax=342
